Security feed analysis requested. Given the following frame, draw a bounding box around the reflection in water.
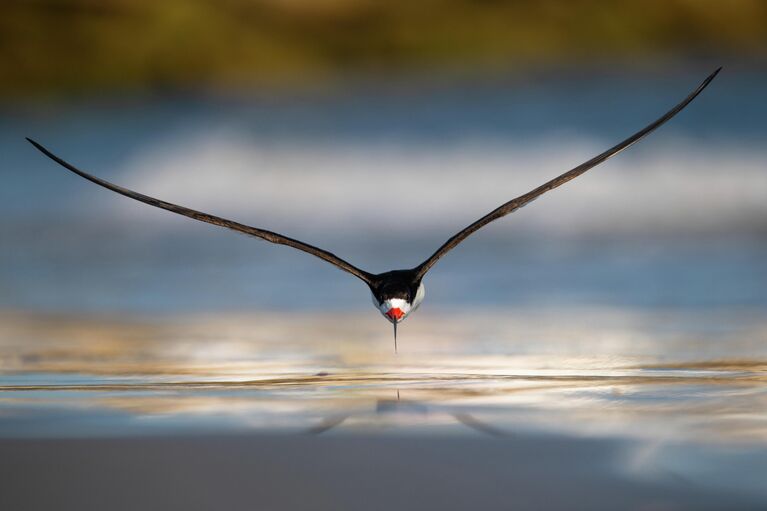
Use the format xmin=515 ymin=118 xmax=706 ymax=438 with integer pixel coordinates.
xmin=0 ymin=308 xmax=765 ymax=442
xmin=306 ymin=393 xmax=512 ymax=437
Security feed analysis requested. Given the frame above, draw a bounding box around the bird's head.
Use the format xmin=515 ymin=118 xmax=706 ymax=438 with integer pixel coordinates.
xmin=369 ymin=272 xmax=426 ymax=351
xmin=370 ymin=275 xmax=423 ymax=324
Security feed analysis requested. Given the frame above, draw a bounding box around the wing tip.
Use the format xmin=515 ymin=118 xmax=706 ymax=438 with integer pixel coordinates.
xmin=26 ymin=137 xmax=51 ymax=158
xmin=26 ymin=137 xmax=73 ymax=174
xmin=702 ymin=66 xmax=723 ymax=88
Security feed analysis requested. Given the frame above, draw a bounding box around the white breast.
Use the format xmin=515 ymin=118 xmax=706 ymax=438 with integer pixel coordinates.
xmin=411 ymin=282 xmax=426 ymax=312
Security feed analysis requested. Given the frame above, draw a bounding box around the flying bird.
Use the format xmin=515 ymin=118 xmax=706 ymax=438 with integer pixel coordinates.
xmin=27 ymin=68 xmax=720 ymax=351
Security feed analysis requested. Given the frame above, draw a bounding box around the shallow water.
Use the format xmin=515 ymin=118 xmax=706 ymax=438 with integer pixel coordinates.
xmin=1 ymin=310 xmax=764 ymax=443
xmin=1 ymin=312 xmax=767 ymax=508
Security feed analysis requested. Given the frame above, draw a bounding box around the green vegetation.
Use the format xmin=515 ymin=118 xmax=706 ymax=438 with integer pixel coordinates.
xmin=2 ymin=0 xmax=765 ymax=97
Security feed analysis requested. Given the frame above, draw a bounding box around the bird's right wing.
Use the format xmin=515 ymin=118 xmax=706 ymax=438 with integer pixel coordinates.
xmin=27 ymin=139 xmax=375 ymax=285
xmin=414 ymin=68 xmax=721 ymax=281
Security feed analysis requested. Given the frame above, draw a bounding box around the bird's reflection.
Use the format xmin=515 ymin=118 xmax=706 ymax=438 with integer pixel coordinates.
xmin=306 ymin=391 xmax=511 ymax=437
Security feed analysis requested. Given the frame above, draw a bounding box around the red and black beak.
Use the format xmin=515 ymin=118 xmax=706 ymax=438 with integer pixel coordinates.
xmin=385 ymin=307 xmax=405 ymax=322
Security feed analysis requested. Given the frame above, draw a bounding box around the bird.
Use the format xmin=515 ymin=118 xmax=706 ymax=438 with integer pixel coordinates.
xmin=27 ymin=68 xmax=720 ymax=351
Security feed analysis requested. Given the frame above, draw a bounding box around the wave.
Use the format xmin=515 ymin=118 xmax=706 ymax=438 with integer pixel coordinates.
xmin=111 ymin=129 xmax=767 ymax=238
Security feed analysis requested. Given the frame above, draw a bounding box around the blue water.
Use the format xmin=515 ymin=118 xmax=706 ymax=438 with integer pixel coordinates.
xmin=1 ymin=68 xmax=765 ymax=314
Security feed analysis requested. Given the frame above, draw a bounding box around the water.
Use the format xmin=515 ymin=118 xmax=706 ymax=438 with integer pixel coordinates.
xmin=1 ymin=69 xmax=766 ymax=314
xmin=1 ymin=69 xmax=766 ymax=509
xmin=1 ymin=309 xmax=766 ymax=508
xmin=1 ymin=309 xmax=765 ymax=438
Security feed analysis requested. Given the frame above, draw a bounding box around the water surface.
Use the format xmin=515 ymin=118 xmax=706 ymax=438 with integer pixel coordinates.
xmin=1 ymin=70 xmax=766 ymax=509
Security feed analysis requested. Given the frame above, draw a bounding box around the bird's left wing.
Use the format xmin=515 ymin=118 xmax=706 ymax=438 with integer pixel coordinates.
xmin=27 ymin=138 xmax=375 ymax=285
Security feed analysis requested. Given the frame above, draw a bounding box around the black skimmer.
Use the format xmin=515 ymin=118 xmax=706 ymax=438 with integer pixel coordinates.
xmin=27 ymin=68 xmax=720 ymax=351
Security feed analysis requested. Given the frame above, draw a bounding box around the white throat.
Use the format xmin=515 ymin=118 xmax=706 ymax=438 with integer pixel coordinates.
xmin=371 ymin=282 xmax=426 ymax=322
xmin=381 ymin=298 xmax=410 ymax=316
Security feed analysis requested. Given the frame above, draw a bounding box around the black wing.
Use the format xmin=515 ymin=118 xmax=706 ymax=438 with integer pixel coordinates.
xmin=27 ymin=138 xmax=375 ymax=285
xmin=414 ymin=67 xmax=721 ymax=280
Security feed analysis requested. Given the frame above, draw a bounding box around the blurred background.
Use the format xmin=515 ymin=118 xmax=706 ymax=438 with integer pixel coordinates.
xmin=1 ymin=3 xmax=766 ymax=509
xmin=0 ymin=0 xmax=765 ymax=314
